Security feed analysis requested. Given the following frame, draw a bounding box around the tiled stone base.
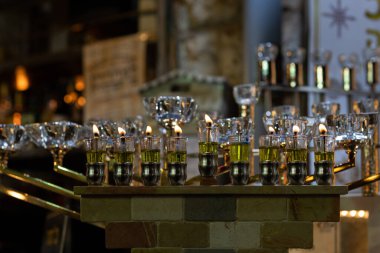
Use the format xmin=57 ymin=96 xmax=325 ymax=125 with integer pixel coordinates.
xmin=76 ymin=186 xmax=346 ymax=251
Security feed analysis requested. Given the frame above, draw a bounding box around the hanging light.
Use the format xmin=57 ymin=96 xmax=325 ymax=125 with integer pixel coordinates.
xmin=15 ymin=66 xmax=30 ymax=91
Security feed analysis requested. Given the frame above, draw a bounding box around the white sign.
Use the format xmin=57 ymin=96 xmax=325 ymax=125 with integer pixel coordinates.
xmin=83 ymin=33 xmax=149 ymax=121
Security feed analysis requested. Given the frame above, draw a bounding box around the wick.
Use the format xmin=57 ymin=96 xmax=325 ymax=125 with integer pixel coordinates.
xmin=293 ymin=131 xmax=298 ymax=150
xmin=237 ymin=123 xmax=242 ymax=142
xmin=206 ymin=122 xmax=212 ymax=143
xmin=146 ymin=132 xmax=152 ymax=150
xmin=321 ymin=130 xmax=326 ymax=154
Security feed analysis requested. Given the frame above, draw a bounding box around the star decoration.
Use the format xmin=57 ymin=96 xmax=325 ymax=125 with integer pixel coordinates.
xmin=323 ymin=0 xmax=356 ymax=38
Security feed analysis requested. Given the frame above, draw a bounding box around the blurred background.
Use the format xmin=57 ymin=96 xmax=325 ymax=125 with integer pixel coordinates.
xmin=0 ymin=0 xmax=379 ymax=252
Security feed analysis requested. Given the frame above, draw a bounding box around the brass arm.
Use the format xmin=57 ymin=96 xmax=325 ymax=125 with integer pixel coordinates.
xmin=0 ymin=167 xmax=79 ymax=200
xmin=54 ymin=165 xmax=87 ymax=183
xmin=0 ymin=185 xmax=80 ymax=220
xmin=347 ymin=173 xmax=380 ymax=191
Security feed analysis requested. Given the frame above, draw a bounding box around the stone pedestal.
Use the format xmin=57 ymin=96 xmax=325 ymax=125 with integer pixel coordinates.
xmin=74 ymin=186 xmax=347 ymax=252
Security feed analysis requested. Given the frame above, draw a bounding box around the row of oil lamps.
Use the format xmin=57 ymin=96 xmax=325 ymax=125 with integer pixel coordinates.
xmin=257 ymin=43 xmax=380 ymax=90
xmin=85 ymin=116 xmax=335 ymax=187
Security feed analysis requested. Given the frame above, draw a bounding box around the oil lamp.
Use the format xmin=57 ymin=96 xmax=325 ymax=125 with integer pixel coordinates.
xmin=285 ymin=48 xmax=305 ymax=88
xmin=84 ymin=125 xmax=108 ymax=185
xmin=229 ymin=123 xmax=250 ymax=185
xmin=198 ymin=114 xmax=218 ymax=177
xmin=257 ymin=42 xmax=278 ymax=85
xmin=313 ymin=124 xmax=335 ymax=185
xmin=339 ymin=53 xmax=358 ymax=91
xmin=113 ymin=127 xmax=135 ymax=186
xmin=140 ymin=126 xmax=161 ymax=186
xmin=364 ymin=47 xmax=380 ymax=89
xmin=167 ymin=125 xmax=187 ymax=185
xmin=286 ymin=125 xmax=308 ymax=185
xmin=313 ymin=49 xmax=332 ymax=89
xmin=259 ymin=126 xmax=280 ymax=185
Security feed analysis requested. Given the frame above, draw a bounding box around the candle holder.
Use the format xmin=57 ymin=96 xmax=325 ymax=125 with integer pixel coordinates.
xmin=198 ymin=119 xmax=218 ymax=177
xmin=257 ymin=42 xmax=278 ymax=85
xmin=312 ymin=49 xmax=332 ymax=89
xmin=271 ymin=105 xmax=299 ymax=119
xmin=339 ymin=53 xmax=358 ymax=91
xmin=259 ymin=135 xmax=280 ymax=185
xmin=285 ymin=48 xmax=305 ymax=88
xmin=26 ymin=121 xmax=85 ymax=182
xmin=167 ymin=136 xmax=187 ymax=185
xmin=313 ymin=135 xmax=335 ymax=185
xmin=286 ymin=135 xmax=308 ymax=185
xmin=113 ymin=136 xmax=135 ymax=186
xmin=364 ymin=47 xmax=380 ymax=88
xmin=229 ymin=135 xmax=250 ymax=185
xmin=312 ymin=101 xmax=340 ymax=117
xmin=0 ymin=124 xmax=28 ymax=168
xmin=140 ymin=135 xmax=161 ymax=186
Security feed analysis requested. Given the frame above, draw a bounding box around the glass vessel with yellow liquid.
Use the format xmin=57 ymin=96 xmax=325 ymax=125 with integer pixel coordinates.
xmin=286 ymin=134 xmax=308 ymax=185
xmin=259 ymin=134 xmax=280 ymax=185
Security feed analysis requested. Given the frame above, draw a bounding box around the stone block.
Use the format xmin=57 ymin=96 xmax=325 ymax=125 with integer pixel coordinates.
xmin=237 ymin=197 xmax=287 ymax=221
xmin=288 ymin=196 xmax=340 ymax=222
xmin=132 ymin=197 xmax=183 ymax=221
xmin=132 ymin=248 xmax=183 ymax=253
xmin=235 ymin=222 xmax=261 ymax=249
xmin=185 ymin=197 xmax=236 ymax=221
xmin=81 ymin=197 xmax=131 ymax=222
xmin=185 ymin=249 xmax=235 ymax=253
xmin=210 ymin=222 xmax=260 ymax=249
xmin=261 ymin=222 xmax=313 ymax=249
xmin=106 ymin=222 xmax=157 ymax=248
xmin=238 ymin=249 xmax=288 ymax=253
xmin=158 ymin=222 xmax=209 ymax=248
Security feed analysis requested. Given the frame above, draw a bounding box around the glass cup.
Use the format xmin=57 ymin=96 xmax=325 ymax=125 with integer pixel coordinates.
xmin=259 ymin=135 xmax=280 ymax=185
xmin=286 ymin=135 xmax=308 ymax=185
xmin=198 ymin=120 xmax=219 ymax=177
xmin=229 ymin=135 xmax=250 ymax=185
xmin=217 ymin=117 xmax=253 ymax=171
xmin=257 ymin=42 xmax=278 ymax=85
xmin=313 ymin=135 xmax=335 ymax=185
xmin=339 ymin=53 xmax=358 ymax=91
xmin=167 ymin=136 xmax=187 ymax=185
xmin=113 ymin=136 xmax=135 ymax=186
xmin=313 ymin=49 xmax=332 ymax=89
xmin=285 ymin=48 xmax=305 ymax=88
xmin=84 ymin=137 xmax=108 ymax=185
xmin=312 ymin=102 xmax=340 ymax=117
xmin=140 ymin=136 xmax=161 ymax=186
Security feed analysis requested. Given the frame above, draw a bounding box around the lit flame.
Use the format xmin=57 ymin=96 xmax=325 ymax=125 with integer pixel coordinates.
xmin=319 ymin=124 xmax=327 ymax=134
xmin=146 ymin=126 xmax=152 ymax=135
xmin=118 ymin=127 xmax=126 ymax=136
xmin=268 ymin=126 xmax=275 ymax=135
xmin=174 ymin=125 xmax=182 ymax=136
xmin=92 ymin=125 xmax=100 ymax=137
xmin=15 ymin=66 xmax=30 ymax=91
xmin=293 ymin=125 xmax=300 ymax=135
xmin=205 ymin=114 xmax=213 ymax=125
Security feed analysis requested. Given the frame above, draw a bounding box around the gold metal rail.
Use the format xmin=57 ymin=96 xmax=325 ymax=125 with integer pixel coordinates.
xmin=0 ymin=167 xmax=79 ymax=200
xmin=0 ymin=185 xmax=80 ymax=220
xmin=347 ymin=173 xmax=380 ymax=191
xmin=54 ymin=165 xmax=87 ymax=183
